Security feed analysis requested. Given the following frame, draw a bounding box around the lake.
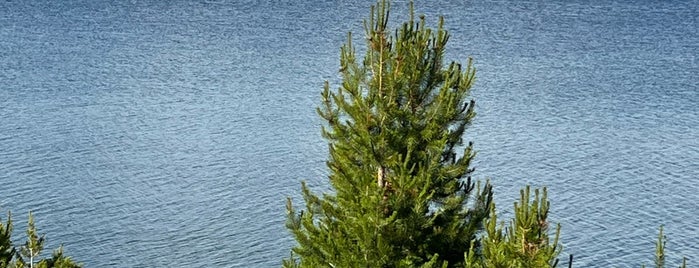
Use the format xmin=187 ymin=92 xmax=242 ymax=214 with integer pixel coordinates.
xmin=0 ymin=0 xmax=697 ymax=267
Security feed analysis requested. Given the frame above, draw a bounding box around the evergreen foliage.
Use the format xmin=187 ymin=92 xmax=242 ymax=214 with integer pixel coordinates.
xmin=285 ymin=1 xmax=492 ymax=266
xmin=18 ymin=212 xmax=46 ymax=267
xmin=464 ymin=186 xmax=561 ymax=268
xmin=0 ymin=211 xmax=80 ymax=268
xmin=0 ymin=212 xmax=15 ymax=267
xmin=641 ymin=226 xmax=687 ymax=268
xmin=282 ymin=1 xmax=691 ymax=267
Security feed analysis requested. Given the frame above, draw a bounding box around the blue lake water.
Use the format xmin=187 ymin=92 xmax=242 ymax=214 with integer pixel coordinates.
xmin=0 ymin=1 xmax=697 ymax=267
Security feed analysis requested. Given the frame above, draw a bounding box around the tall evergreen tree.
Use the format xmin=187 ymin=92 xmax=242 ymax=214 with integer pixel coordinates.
xmin=285 ymin=1 xmax=492 ymax=266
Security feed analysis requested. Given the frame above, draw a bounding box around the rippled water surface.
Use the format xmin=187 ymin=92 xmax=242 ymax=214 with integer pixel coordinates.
xmin=1 ymin=1 xmax=697 ymax=267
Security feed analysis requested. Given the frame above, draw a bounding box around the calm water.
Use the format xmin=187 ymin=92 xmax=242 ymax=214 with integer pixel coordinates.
xmin=1 ymin=1 xmax=697 ymax=267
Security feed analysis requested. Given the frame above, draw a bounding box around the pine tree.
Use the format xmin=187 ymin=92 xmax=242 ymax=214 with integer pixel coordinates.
xmin=285 ymin=1 xmax=492 ymax=266
xmin=18 ymin=212 xmax=45 ymax=268
xmin=464 ymin=186 xmax=562 ymax=268
xmin=641 ymin=226 xmax=687 ymax=268
xmin=0 ymin=212 xmax=15 ymax=267
xmin=0 ymin=210 xmax=80 ymax=268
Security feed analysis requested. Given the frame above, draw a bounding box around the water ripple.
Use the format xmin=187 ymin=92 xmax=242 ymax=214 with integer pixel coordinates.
xmin=1 ymin=1 xmax=697 ymax=267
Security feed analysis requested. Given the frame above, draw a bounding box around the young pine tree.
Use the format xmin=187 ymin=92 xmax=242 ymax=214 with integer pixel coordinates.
xmin=285 ymin=1 xmax=492 ymax=266
xmin=465 ymin=186 xmax=562 ymax=268
xmin=0 ymin=210 xmax=80 ymax=268
xmin=19 ymin=212 xmax=45 ymax=268
xmin=641 ymin=226 xmax=687 ymax=268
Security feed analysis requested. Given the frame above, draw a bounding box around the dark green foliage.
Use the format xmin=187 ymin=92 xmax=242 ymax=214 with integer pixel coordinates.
xmin=37 ymin=247 xmax=81 ymax=268
xmin=0 ymin=212 xmax=15 ymax=267
xmin=464 ymin=186 xmax=561 ymax=268
xmin=0 ymin=210 xmax=80 ymax=268
xmin=285 ymin=0 xmax=492 ymax=267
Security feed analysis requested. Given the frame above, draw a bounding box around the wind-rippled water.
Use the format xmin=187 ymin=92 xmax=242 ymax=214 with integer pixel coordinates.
xmin=0 ymin=1 xmax=696 ymax=267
